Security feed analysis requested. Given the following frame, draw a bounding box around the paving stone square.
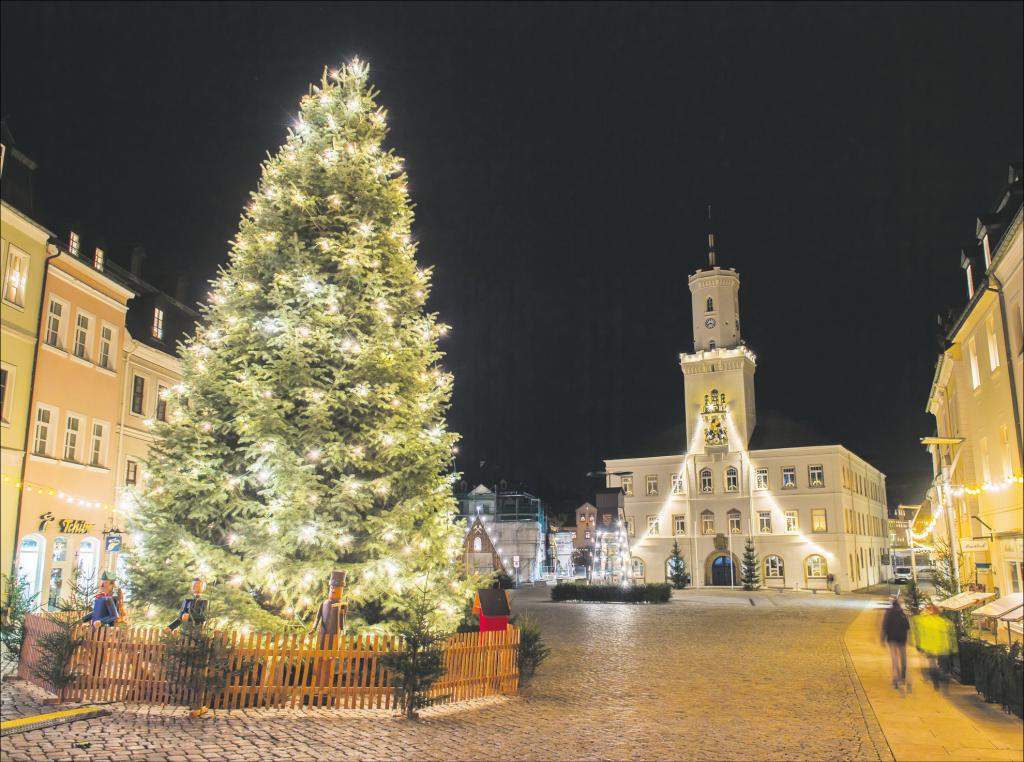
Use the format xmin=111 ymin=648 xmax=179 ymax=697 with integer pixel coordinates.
xmin=1 ymin=587 xmax=893 ymax=761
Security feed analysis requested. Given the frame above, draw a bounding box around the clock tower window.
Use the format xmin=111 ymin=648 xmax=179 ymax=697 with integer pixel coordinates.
xmin=706 ymin=297 xmax=714 ymax=313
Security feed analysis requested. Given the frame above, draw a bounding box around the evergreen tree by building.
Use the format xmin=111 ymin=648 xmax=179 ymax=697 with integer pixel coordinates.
xmin=741 ymin=537 xmax=760 ymax=591
xmin=127 ymin=59 xmax=474 ymax=632
xmin=667 ymin=540 xmax=689 ymax=589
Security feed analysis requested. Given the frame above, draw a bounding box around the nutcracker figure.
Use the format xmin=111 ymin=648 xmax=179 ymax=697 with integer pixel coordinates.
xmin=309 ymin=570 xmax=347 ymax=645
xmin=167 ymin=577 xmax=209 ymax=631
xmin=80 ymin=570 xmax=119 ymax=628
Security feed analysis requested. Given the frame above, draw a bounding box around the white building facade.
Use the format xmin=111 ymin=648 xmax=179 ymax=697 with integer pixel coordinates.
xmin=605 ymin=254 xmax=889 ymax=592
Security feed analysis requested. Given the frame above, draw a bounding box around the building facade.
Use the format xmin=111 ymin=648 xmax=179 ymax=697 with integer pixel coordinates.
xmin=1 ymin=196 xmax=50 ymax=588
xmin=926 ymin=164 xmax=1023 ymax=596
xmin=605 ymin=248 xmax=889 ymax=591
xmin=15 ymin=237 xmax=135 ymax=608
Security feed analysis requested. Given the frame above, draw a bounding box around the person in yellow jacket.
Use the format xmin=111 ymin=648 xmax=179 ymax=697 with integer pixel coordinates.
xmin=911 ymin=604 xmax=957 ymax=691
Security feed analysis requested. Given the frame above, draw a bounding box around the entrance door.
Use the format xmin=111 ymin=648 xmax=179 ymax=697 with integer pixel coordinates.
xmin=711 ymin=555 xmax=734 ymax=586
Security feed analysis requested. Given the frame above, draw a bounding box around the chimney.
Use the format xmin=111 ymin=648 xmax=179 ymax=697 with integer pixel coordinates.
xmin=175 ymin=273 xmax=189 ymax=303
xmin=130 ymin=246 xmax=147 ymax=277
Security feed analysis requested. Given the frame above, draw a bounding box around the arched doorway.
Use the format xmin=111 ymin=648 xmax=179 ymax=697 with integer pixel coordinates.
xmin=704 ymin=551 xmax=740 ymax=586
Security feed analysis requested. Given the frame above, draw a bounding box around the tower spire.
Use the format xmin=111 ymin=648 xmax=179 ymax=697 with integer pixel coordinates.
xmin=706 ymin=203 xmax=716 ymax=267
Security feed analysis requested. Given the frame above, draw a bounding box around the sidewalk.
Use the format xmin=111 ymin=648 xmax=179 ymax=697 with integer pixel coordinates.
xmin=845 ymin=604 xmax=1024 ymax=761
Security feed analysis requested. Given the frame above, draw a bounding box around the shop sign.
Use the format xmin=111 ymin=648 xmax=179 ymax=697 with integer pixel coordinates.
xmin=512 ymin=555 xmax=520 ymax=569
xmin=960 ymin=538 xmax=989 ymax=553
xmin=39 ymin=512 xmax=94 ymax=534
xmin=105 ymin=533 xmax=123 ymax=552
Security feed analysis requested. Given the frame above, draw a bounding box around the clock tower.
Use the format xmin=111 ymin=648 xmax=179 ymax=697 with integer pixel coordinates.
xmin=679 ymin=226 xmax=757 ymax=452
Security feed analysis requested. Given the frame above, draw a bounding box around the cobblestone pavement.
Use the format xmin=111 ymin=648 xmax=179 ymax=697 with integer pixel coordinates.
xmin=1 ymin=588 xmax=888 ymax=761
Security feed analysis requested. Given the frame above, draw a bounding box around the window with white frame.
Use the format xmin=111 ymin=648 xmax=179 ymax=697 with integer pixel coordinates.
xmin=673 ymin=514 xmax=686 ymax=536
xmin=93 ymin=247 xmax=105 ymax=271
xmin=812 ymin=508 xmax=827 ymax=532
xmin=980 ymin=437 xmax=991 ymax=482
xmin=671 ymin=473 xmax=685 ymax=495
xmin=89 ymin=422 xmax=107 ymax=467
xmin=785 ymin=510 xmax=799 ymax=532
xmin=764 ymin=555 xmax=784 ymax=578
xmin=626 ymin=517 xmax=635 ymax=537
xmin=782 ymin=467 xmax=796 ymax=489
xmin=620 ymin=476 xmax=633 ymax=497
xmin=3 ymin=245 xmax=29 ymax=307
xmin=131 ymin=375 xmax=146 ymax=415
xmin=986 ymin=315 xmax=1000 ymax=371
xmin=98 ymin=325 xmax=115 ymax=370
xmin=699 ymin=468 xmax=713 ymax=493
xmin=156 ymin=385 xmax=169 ymax=422
xmin=73 ymin=312 xmax=93 ymax=361
xmin=63 ymin=414 xmax=81 ymax=461
xmin=755 ymin=467 xmax=768 ymax=490
xmin=728 ymin=510 xmax=741 ymax=534
xmin=45 ymin=298 xmax=65 ymax=349
xmin=805 ymin=554 xmax=827 ymax=578
xmin=0 ymin=364 xmax=12 ymax=423
xmin=758 ymin=511 xmax=772 ymax=533
xmin=68 ymin=231 xmax=81 ymax=257
xmin=968 ymin=337 xmax=981 ymax=389
xmin=631 ymin=557 xmax=645 ymax=578
xmin=808 ymin=464 xmax=824 ymax=487
xmin=701 ymin=510 xmax=714 ymax=535
xmin=152 ymin=307 xmax=165 ymax=340
xmin=646 ymin=515 xmax=660 ymax=536
xmin=33 ymin=406 xmax=54 ymax=456
xmin=646 ymin=475 xmax=659 ymax=496
xmin=125 ymin=459 xmax=139 ymax=486
xmin=725 ymin=467 xmax=738 ymax=492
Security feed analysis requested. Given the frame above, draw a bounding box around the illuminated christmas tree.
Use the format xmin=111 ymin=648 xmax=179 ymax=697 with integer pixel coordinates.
xmin=127 ymin=59 xmax=473 ymax=632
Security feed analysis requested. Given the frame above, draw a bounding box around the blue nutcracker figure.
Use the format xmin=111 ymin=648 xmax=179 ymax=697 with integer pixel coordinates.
xmin=80 ymin=570 xmax=120 ymax=628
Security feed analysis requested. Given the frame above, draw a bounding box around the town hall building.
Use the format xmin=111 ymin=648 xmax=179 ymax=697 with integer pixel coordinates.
xmin=604 ymin=236 xmax=890 ymax=592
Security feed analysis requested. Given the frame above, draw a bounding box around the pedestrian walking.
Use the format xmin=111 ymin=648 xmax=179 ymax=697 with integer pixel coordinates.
xmin=912 ymin=604 xmax=957 ymax=691
xmin=881 ymin=596 xmax=911 ymax=690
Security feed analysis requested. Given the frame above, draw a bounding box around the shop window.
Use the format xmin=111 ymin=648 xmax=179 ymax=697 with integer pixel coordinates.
xmin=16 ymin=535 xmax=45 ymax=607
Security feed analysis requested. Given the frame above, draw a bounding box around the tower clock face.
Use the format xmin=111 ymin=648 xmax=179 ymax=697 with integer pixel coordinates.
xmin=704 ymin=318 xmax=717 ymax=329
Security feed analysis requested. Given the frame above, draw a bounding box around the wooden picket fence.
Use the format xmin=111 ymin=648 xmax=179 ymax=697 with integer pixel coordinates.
xmin=17 ymin=613 xmax=519 ymax=710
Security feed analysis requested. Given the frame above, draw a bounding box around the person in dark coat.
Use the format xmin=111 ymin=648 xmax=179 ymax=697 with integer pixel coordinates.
xmin=167 ymin=577 xmax=209 ymax=631
xmin=881 ymin=596 xmax=911 ymax=690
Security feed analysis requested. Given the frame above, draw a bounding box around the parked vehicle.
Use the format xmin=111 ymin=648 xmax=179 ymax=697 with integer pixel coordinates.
xmin=892 ymin=566 xmax=912 ymax=584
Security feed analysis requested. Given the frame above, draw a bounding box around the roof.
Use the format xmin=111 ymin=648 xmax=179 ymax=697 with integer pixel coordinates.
xmin=474 ymin=588 xmax=511 ymax=618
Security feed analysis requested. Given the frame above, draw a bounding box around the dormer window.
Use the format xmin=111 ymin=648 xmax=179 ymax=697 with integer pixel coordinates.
xmin=706 ymin=297 xmax=714 ymax=312
xmin=94 ymin=248 xmax=105 ymax=271
xmin=68 ymin=231 xmax=81 ymax=257
xmin=152 ymin=307 xmax=165 ymax=340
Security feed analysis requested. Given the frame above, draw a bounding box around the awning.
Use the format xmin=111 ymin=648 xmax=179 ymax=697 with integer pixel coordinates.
xmin=935 ymin=591 xmax=995 ymax=611
xmin=972 ymin=592 xmax=1023 ymax=619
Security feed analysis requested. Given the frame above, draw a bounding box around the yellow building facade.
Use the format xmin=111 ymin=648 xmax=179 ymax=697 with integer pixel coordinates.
xmin=15 ymin=243 xmax=134 ymax=608
xmin=1 ymin=200 xmax=51 ymax=592
xmin=926 ymin=165 xmax=1023 ymax=596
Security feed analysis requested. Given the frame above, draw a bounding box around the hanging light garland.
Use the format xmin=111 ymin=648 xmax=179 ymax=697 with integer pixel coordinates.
xmin=1 ymin=472 xmax=112 ymax=510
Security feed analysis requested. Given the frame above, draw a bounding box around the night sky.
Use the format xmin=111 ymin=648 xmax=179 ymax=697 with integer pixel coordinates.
xmin=2 ymin=3 xmax=1021 ymax=514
